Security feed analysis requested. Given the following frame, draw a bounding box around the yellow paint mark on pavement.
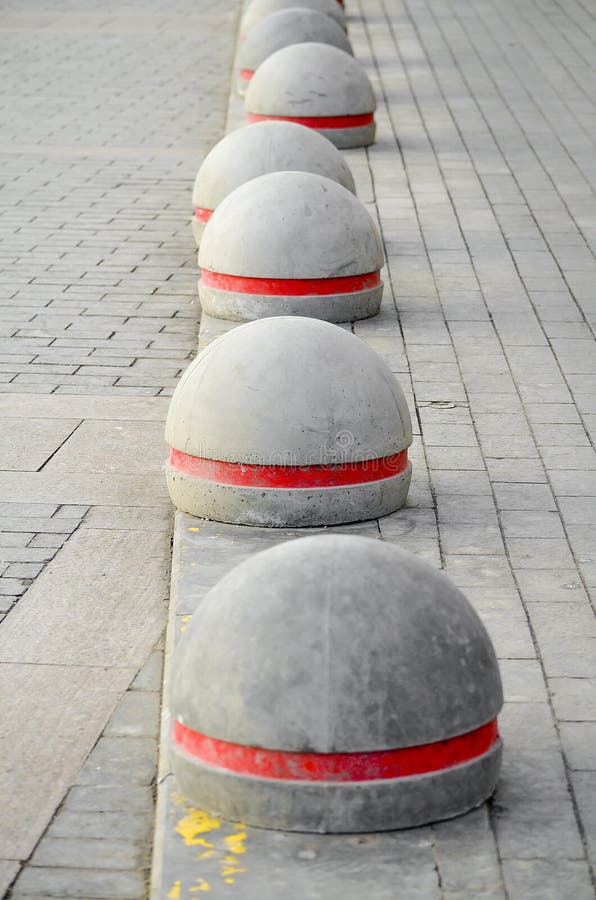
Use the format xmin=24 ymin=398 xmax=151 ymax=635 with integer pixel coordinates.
xmin=195 ymin=837 xmax=215 ymax=850
xmin=172 ymin=795 xmax=248 ymax=892
xmin=224 ymin=831 xmax=247 ymax=856
xmin=176 ymin=808 xmax=221 ymax=845
xmin=221 ymin=865 xmax=247 ymax=877
xmin=188 ymin=527 xmax=200 ymax=532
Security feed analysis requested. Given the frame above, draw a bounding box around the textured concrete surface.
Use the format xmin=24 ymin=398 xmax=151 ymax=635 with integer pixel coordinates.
xmin=0 ymin=0 xmax=240 ymax=895
xmin=154 ymin=0 xmax=596 ymax=895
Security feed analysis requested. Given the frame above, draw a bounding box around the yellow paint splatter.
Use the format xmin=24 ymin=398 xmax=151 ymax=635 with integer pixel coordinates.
xmin=194 ymin=838 xmax=215 ymax=850
xmin=225 ymin=879 xmax=235 ymax=885
xmin=188 ymin=527 xmax=200 ymax=532
xmin=189 ymin=878 xmax=210 ymax=892
xmin=221 ymin=865 xmax=247 ymax=877
xmin=198 ymin=849 xmax=217 ymax=861
xmin=224 ymin=831 xmax=247 ymax=855
xmin=176 ymin=808 xmax=221 ymax=846
xmin=167 ymin=881 xmax=181 ymax=900
xmin=180 ymin=614 xmax=192 ymax=633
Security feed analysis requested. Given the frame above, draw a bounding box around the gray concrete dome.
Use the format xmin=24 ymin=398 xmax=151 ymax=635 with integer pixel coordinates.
xmin=191 ymin=122 xmax=355 ymax=247
xmin=240 ymin=0 xmax=346 ymax=39
xmin=170 ymin=535 xmax=503 ymax=832
xmin=245 ymin=43 xmax=376 ymax=148
xmin=165 ymin=317 xmax=412 ymax=526
xmin=237 ymin=8 xmax=353 ymax=97
xmin=197 ymin=170 xmax=383 ymax=322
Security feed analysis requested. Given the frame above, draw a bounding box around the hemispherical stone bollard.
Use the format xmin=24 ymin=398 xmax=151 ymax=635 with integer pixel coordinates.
xmin=240 ymin=0 xmax=346 ymax=39
xmin=191 ymin=122 xmax=356 ymax=247
xmin=237 ymin=8 xmax=353 ymax=96
xmin=245 ymin=43 xmax=376 ymax=149
xmin=170 ymin=535 xmax=504 ymax=833
xmin=197 ymin=171 xmax=383 ymax=322
xmin=165 ymin=317 xmax=412 ymax=527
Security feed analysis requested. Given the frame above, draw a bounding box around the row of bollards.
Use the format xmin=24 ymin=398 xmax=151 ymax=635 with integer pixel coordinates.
xmin=165 ymin=0 xmax=503 ymax=834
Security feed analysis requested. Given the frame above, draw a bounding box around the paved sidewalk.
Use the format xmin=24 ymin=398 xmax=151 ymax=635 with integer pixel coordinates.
xmin=154 ymin=0 xmax=596 ymax=897
xmin=2 ymin=0 xmax=596 ymax=897
xmin=0 ymin=1 xmax=240 ymax=896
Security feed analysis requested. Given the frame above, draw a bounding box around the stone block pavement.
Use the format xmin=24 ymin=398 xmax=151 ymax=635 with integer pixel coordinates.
xmin=0 ymin=0 xmax=242 ymax=897
xmin=1 ymin=0 xmax=595 ymax=897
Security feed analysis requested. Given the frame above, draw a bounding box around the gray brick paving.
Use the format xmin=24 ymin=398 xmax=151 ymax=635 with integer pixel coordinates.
xmin=0 ymin=503 xmax=87 ymax=623
xmin=0 ymin=0 xmax=240 ymax=897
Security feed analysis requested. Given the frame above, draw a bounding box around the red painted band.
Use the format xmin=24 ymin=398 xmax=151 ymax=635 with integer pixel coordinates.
xmin=247 ymin=112 xmax=374 ymax=129
xmin=169 ymin=448 xmax=407 ymax=488
xmin=239 ymin=68 xmax=254 ymax=81
xmin=194 ymin=207 xmax=213 ymax=223
xmin=200 ymin=268 xmax=381 ymax=297
xmin=172 ymin=719 xmax=499 ymax=782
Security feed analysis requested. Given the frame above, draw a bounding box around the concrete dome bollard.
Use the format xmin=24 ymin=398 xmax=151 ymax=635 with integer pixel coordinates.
xmin=240 ymin=0 xmax=346 ymax=39
xmin=245 ymin=43 xmax=376 ymax=149
xmin=165 ymin=317 xmax=412 ymax=527
xmin=170 ymin=535 xmax=504 ymax=833
xmin=197 ymin=171 xmax=383 ymax=322
xmin=237 ymin=8 xmax=353 ymax=96
xmin=191 ymin=122 xmax=355 ymax=247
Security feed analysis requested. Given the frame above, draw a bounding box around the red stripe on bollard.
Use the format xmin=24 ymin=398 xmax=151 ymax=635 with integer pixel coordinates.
xmin=194 ymin=207 xmax=213 ymax=223
xmin=239 ymin=69 xmax=254 ymax=81
xmin=246 ymin=112 xmax=374 ymax=129
xmin=169 ymin=448 xmax=407 ymax=488
xmin=200 ymin=268 xmax=380 ymax=297
xmin=172 ymin=719 xmax=499 ymax=782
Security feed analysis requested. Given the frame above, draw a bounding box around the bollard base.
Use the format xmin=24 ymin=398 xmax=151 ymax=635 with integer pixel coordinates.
xmin=318 ymin=122 xmax=376 ymax=149
xmin=166 ymin=463 xmax=411 ymax=527
xmin=170 ymin=738 xmax=502 ymax=833
xmin=198 ymin=280 xmax=383 ymax=323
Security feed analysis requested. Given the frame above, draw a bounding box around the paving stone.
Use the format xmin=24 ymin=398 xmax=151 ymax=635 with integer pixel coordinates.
xmin=75 ymin=737 xmax=157 ymax=788
xmin=49 ymin=811 xmax=153 ymax=844
xmin=43 ymin=419 xmax=167 ymax=475
xmin=130 ymin=649 xmax=164 ymax=693
xmin=493 ymin=483 xmax=557 ymax=510
xmin=496 ymin=748 xmax=570 ymax=805
xmin=494 ymin=796 xmax=584 ymax=859
xmin=437 ymin=494 xmax=499 ymax=524
xmin=12 ymin=866 xmax=146 ymax=899
xmin=549 ymin=677 xmax=596 ymax=721
xmin=559 ymin=722 xmax=596 ymax=770
xmin=500 ymin=659 xmax=547 ymax=703
xmin=0 ymin=417 xmax=80 ymax=471
xmin=431 ymin=808 xmax=504 ymax=897
xmin=439 ymin=523 xmax=504 ymax=555
xmin=30 ymin=834 xmax=147 ymax=872
xmin=506 ymin=538 xmax=576 ymax=570
xmin=502 ymin=859 xmax=594 ymax=900
xmin=104 ymin=691 xmax=160 ymax=738
xmin=0 ymin=664 xmax=134 ymax=860
xmin=0 ymin=528 xmax=169 ymax=668
xmin=515 ymin=569 xmax=589 ymax=603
